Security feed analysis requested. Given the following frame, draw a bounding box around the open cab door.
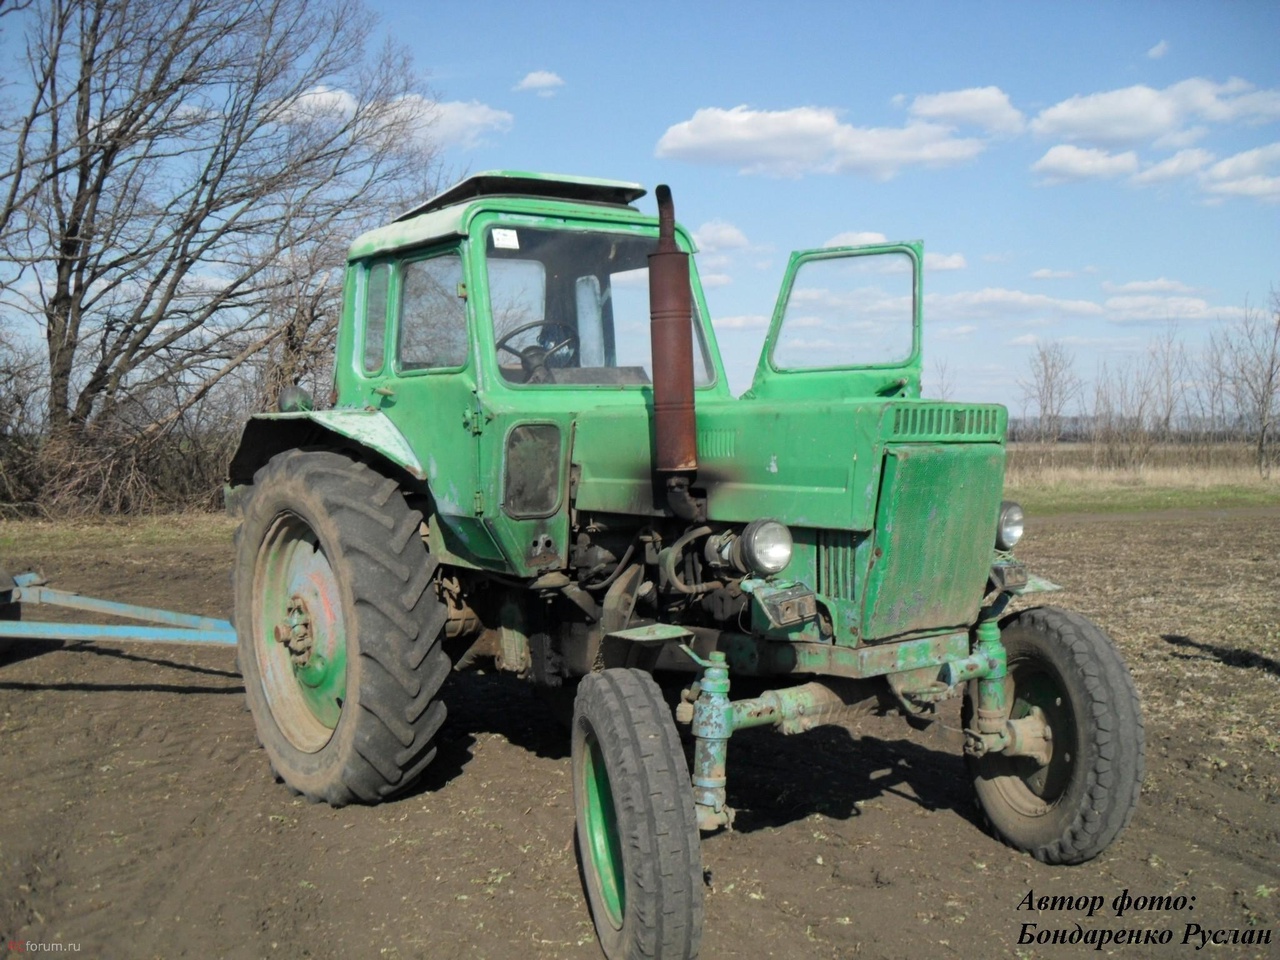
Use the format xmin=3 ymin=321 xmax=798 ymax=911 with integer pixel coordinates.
xmin=746 ymin=242 xmax=923 ymax=401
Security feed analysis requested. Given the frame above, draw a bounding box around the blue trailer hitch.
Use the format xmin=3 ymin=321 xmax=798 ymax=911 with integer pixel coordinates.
xmin=0 ymin=570 xmax=236 ymax=646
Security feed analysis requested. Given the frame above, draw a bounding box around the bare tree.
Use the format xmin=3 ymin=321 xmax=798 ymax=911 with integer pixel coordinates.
xmin=1146 ymin=326 xmax=1189 ymax=443
xmin=1212 ymin=291 xmax=1280 ymax=477
xmin=0 ymin=322 xmax=43 ymax=511
xmin=1186 ymin=333 xmax=1234 ymax=461
xmin=928 ymin=356 xmax=954 ymax=401
xmin=1091 ymin=355 xmax=1155 ymax=469
xmin=0 ymin=0 xmax=443 ymax=448
xmin=1019 ymin=340 xmax=1081 ymax=443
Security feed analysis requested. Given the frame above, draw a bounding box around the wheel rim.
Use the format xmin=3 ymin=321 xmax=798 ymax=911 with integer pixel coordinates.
xmin=989 ymin=655 xmax=1078 ymax=817
xmin=254 ymin=512 xmax=348 ymax=753
xmin=581 ymin=728 xmax=625 ymax=929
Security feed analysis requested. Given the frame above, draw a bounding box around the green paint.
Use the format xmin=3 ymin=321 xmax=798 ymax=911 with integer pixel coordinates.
xmin=687 ymin=651 xmax=733 ymax=831
xmin=862 ymin=444 xmax=1005 ymax=639
xmin=608 ymin=624 xmax=694 ymax=643
xmin=974 ymin=618 xmax=1009 ymax=730
xmin=581 ymin=731 xmax=625 ymax=927
xmin=255 ymin=514 xmax=347 ymax=750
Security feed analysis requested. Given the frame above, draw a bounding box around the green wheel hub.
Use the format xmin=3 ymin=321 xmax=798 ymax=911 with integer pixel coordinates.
xmin=254 ymin=512 xmax=348 ymax=753
xmin=581 ymin=731 xmax=625 ymax=929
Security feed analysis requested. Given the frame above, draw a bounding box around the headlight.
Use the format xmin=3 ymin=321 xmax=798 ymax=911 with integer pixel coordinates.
xmin=996 ymin=500 xmax=1024 ymax=551
xmin=739 ymin=519 xmax=793 ymax=576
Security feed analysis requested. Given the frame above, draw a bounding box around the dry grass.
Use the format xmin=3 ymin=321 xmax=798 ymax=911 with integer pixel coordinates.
xmin=0 ymin=512 xmax=237 ymax=555
xmin=1007 ymin=443 xmax=1280 ymax=514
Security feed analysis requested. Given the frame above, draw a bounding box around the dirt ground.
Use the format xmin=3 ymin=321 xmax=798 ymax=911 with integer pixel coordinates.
xmin=2 ymin=509 xmax=1278 ymax=959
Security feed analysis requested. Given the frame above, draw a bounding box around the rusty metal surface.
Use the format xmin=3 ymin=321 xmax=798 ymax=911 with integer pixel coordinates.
xmin=649 ymin=185 xmax=698 ymax=474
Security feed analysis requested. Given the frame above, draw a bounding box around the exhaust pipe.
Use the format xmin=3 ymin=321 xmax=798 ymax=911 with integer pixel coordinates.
xmin=648 ymin=185 xmax=702 ymax=521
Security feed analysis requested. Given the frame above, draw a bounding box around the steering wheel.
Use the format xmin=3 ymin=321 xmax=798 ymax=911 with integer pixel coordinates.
xmin=495 ymin=321 xmax=580 ymax=383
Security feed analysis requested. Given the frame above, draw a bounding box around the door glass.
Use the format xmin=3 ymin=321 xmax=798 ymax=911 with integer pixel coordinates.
xmin=398 ymin=254 xmax=467 ymax=370
xmin=772 ymin=252 xmax=915 ymax=369
xmin=363 ymin=262 xmax=390 ymax=374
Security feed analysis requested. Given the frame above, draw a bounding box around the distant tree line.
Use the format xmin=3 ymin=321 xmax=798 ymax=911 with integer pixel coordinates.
xmin=0 ymin=0 xmax=443 ymax=515
xmin=1012 ymin=291 xmax=1280 ymax=478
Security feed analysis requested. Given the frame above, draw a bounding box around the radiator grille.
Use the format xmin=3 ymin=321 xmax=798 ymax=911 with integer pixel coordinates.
xmin=816 ymin=529 xmax=857 ymax=600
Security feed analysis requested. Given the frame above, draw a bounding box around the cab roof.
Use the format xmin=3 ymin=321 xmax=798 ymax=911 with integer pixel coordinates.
xmin=394 ymin=170 xmax=647 ymax=222
xmin=349 ymin=170 xmax=650 ymax=261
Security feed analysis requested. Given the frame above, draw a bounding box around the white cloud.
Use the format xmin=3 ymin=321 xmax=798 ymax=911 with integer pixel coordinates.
xmin=928 ymin=288 xmax=1106 ymax=322
xmin=655 ymin=105 xmax=985 ymax=179
xmin=1147 ymin=40 xmax=1169 ymax=60
xmin=1103 ymin=294 xmax=1240 ymax=324
xmin=1102 ymin=278 xmax=1196 ymax=294
xmin=712 ymin=314 xmax=770 ymax=330
xmin=694 ymin=220 xmax=749 ymax=252
xmin=431 ymin=100 xmax=513 ymax=149
xmin=514 ymin=71 xmax=565 ymax=97
xmin=909 ymin=86 xmax=1024 ymax=135
xmin=1131 ymin=148 xmax=1215 ymax=185
xmin=1200 ymin=142 xmax=1280 ymax=201
xmin=1031 ymin=78 xmax=1280 ymax=148
xmin=1203 ymin=174 xmax=1280 ymax=201
xmin=700 ymin=273 xmax=733 ymax=288
xmin=1032 ymin=268 xmax=1074 ymax=279
xmin=1033 ymin=86 xmax=1180 ymax=145
xmin=934 ymin=324 xmax=977 ymax=340
xmin=925 ymin=252 xmax=967 ymax=271
xmin=278 ymin=85 xmax=358 ymax=121
xmin=1032 ymin=145 xmax=1140 ymax=183
xmin=825 ymin=231 xmax=887 ymax=247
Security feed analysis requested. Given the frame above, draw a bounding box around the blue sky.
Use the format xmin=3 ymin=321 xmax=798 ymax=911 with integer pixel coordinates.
xmin=394 ymin=2 xmax=1277 ymax=407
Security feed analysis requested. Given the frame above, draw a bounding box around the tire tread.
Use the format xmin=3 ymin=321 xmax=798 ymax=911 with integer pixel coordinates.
xmin=573 ymin=669 xmax=703 ymax=960
xmin=971 ymin=605 xmax=1144 ymax=865
xmin=234 ymin=450 xmax=449 ymax=807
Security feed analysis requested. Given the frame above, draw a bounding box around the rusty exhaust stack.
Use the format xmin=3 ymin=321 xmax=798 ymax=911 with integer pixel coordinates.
xmin=649 ymin=185 xmax=702 ymax=521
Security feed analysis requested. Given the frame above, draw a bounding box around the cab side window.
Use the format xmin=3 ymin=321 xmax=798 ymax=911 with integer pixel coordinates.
xmin=363 ymin=262 xmax=390 ymax=374
xmin=398 ymin=253 xmax=467 ymax=370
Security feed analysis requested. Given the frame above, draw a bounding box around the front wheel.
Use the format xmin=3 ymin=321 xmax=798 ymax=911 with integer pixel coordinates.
xmin=966 ymin=606 xmax=1145 ymax=864
xmin=572 ymin=669 xmax=703 ymax=960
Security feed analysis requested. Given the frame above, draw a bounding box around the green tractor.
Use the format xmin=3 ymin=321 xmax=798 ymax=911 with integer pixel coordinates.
xmin=227 ymin=172 xmax=1144 ymax=959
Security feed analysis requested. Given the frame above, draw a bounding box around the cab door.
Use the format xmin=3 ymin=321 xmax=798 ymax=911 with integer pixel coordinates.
xmin=749 ymin=241 xmax=923 ymax=400
xmin=357 ymin=247 xmax=504 ymax=567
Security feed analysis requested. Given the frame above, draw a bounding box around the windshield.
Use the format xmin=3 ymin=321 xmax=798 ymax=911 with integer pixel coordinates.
xmin=484 ymin=226 xmax=715 ymax=386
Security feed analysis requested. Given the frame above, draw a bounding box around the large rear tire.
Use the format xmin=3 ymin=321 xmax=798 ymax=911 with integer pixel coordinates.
xmin=967 ymin=606 xmax=1144 ymax=864
xmin=572 ymin=669 xmax=703 ymax=960
xmin=233 ymin=450 xmax=449 ymax=806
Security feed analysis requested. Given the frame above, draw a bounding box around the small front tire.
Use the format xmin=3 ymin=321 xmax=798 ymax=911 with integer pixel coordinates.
xmin=967 ymin=606 xmax=1145 ymax=864
xmin=572 ymin=669 xmax=703 ymax=960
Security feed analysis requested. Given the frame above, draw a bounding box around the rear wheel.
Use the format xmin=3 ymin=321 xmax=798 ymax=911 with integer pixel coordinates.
xmin=967 ymin=606 xmax=1144 ymax=864
xmin=234 ymin=450 xmax=449 ymax=806
xmin=572 ymin=669 xmax=703 ymax=960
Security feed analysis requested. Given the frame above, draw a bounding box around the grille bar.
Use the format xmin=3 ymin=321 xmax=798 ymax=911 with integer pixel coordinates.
xmin=816 ymin=529 xmax=857 ymax=600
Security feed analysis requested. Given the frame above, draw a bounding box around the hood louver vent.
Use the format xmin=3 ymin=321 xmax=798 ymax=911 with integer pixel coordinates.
xmin=890 ymin=404 xmax=1004 ymax=442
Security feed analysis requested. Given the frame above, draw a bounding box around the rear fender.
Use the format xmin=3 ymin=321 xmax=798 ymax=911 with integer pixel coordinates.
xmin=226 ymin=410 xmax=426 ymax=508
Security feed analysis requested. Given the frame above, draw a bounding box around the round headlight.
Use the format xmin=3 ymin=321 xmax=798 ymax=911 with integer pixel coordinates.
xmin=996 ymin=500 xmax=1025 ymax=551
xmin=739 ymin=519 xmax=793 ymax=576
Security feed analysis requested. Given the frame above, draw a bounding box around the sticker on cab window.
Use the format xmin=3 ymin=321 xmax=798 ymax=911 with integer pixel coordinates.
xmin=492 ymin=228 xmax=519 ymax=250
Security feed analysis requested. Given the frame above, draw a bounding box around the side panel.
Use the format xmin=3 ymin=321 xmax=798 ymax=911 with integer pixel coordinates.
xmin=861 ymin=443 xmax=1005 ymax=640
